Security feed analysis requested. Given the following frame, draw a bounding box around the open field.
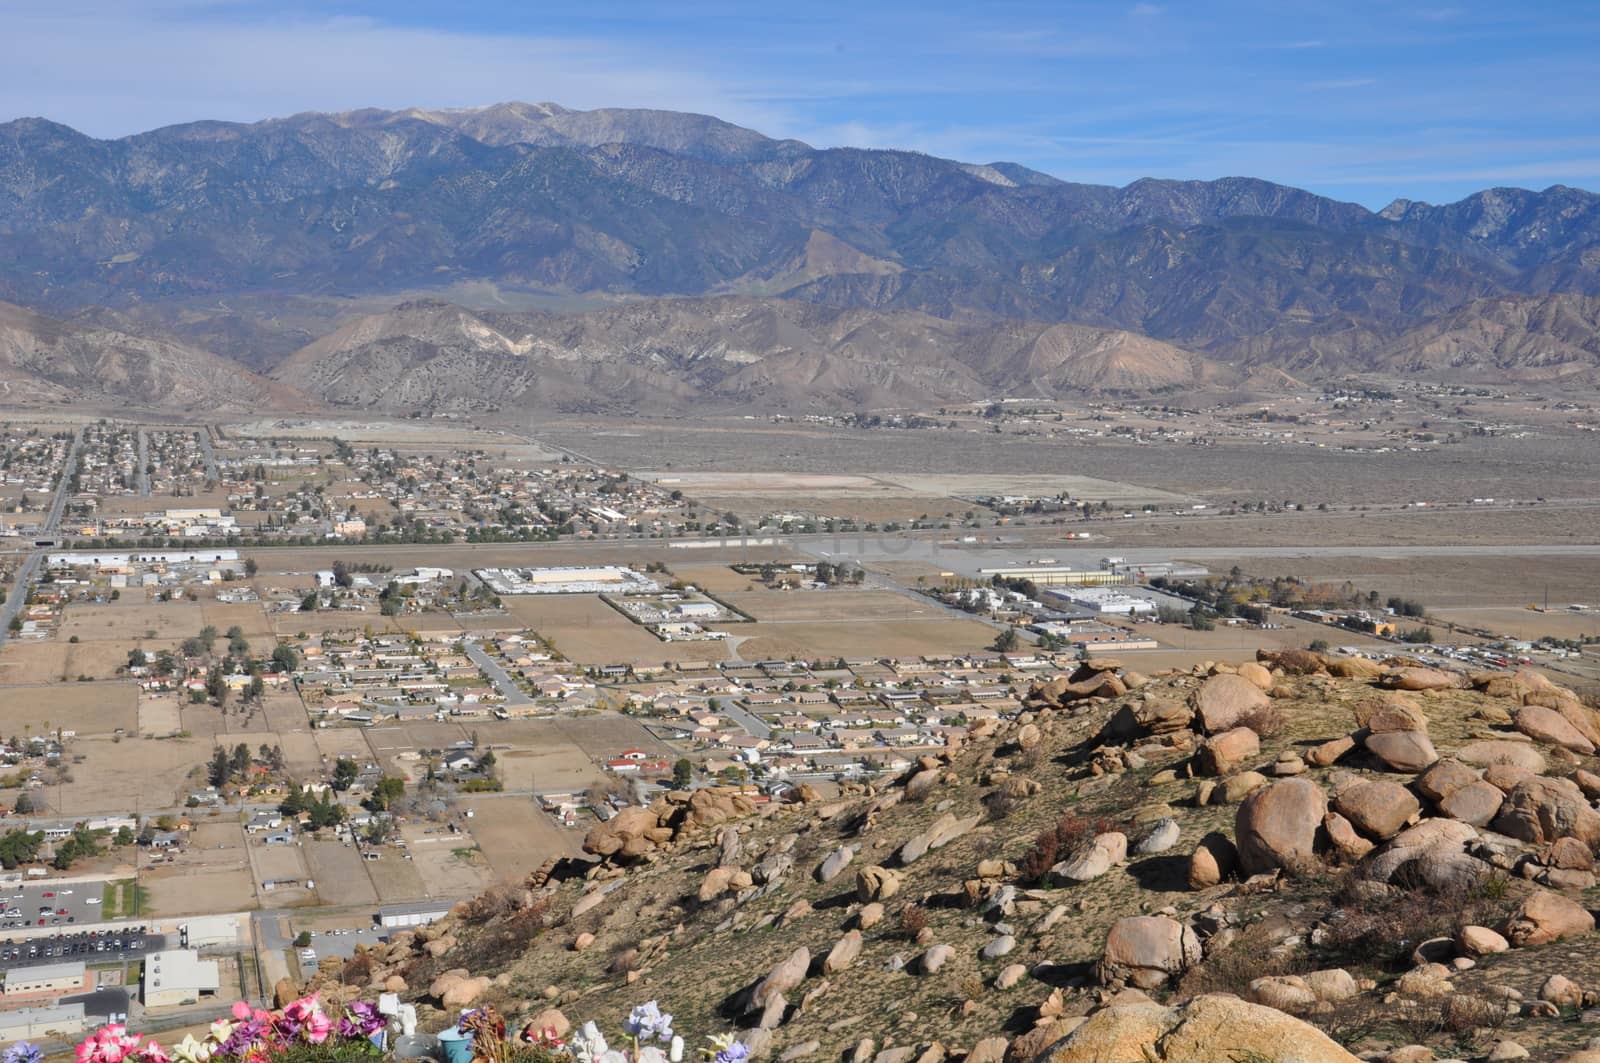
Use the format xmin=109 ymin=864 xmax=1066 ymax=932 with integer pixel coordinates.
xmin=1434 ymin=607 xmax=1600 ymax=641
xmin=718 ymin=588 xmax=949 ymax=623
xmin=502 ymin=594 xmax=732 ymax=665
xmin=364 ymin=850 xmax=429 ymax=902
xmin=304 ymin=840 xmax=378 ymax=907
xmin=402 ymin=824 xmax=493 ymax=899
xmin=0 ymin=682 xmax=138 ymax=736
xmin=551 ymin=417 xmax=1600 ymax=508
xmin=1220 ymin=553 xmax=1600 ymax=611
xmin=722 ymin=617 xmax=997 ymax=660
xmin=461 ymin=797 xmax=582 ymax=881
xmin=46 ymin=734 xmax=208 ymax=814
xmin=142 ymin=865 xmax=256 ymax=917
xmin=58 ymin=601 xmax=206 ymax=642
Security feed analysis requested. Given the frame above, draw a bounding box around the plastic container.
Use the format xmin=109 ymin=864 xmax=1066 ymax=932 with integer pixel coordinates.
xmin=436 ymin=1028 xmax=475 ymax=1063
xmin=393 ymin=1034 xmax=441 ymax=1063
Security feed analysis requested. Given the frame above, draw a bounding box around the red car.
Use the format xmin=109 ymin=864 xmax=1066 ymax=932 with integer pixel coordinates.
xmin=42 ymin=892 xmax=54 ymax=898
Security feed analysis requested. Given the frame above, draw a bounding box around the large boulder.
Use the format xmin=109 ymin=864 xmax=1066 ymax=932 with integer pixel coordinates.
xmin=1381 ymin=668 xmax=1463 ymax=692
xmin=582 ymin=806 xmax=662 ymax=858
xmin=1036 ymin=994 xmax=1359 ymax=1063
xmin=1258 ymin=649 xmax=1330 ymax=676
xmin=1327 ymin=655 xmax=1383 ymax=678
xmin=1503 ymin=889 xmax=1595 ymax=947
xmin=1363 ymin=730 xmax=1438 ymax=773
xmin=1235 ymin=777 xmax=1327 ymax=875
xmin=1353 ymin=691 xmax=1429 ymax=734
xmin=1491 ymin=776 xmax=1600 ymax=847
xmin=1237 ymin=662 xmax=1274 ymax=690
xmin=751 ymin=947 xmax=810 ymax=1010
xmin=1414 ymin=758 xmax=1481 ymax=803
xmin=1097 ymin=916 xmax=1202 ymax=990
xmin=1333 ymin=779 xmax=1419 ymax=840
xmin=1515 ymin=705 xmax=1596 ymax=754
xmin=1456 ymin=740 xmax=1547 ymax=774
xmin=856 ymin=866 xmax=903 ymax=902
xmin=1438 ymin=780 xmax=1505 ymax=827
xmin=1106 ymin=697 xmax=1193 ymax=740
xmin=1187 ymin=832 xmax=1238 ymax=889
xmin=823 ymin=931 xmax=863 ymax=974
xmin=1053 ymin=832 xmax=1128 ymax=884
xmin=1197 ymin=727 xmax=1260 ymax=776
xmin=1360 ymin=819 xmax=1483 ymax=892
xmin=1191 ymin=674 xmax=1270 ymax=734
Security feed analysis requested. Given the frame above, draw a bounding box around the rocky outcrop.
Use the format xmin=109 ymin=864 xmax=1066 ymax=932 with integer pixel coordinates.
xmin=1235 ymin=777 xmax=1327 ymax=875
xmin=1037 ymin=995 xmax=1360 ymax=1062
xmin=1097 ymin=916 xmax=1201 ymax=989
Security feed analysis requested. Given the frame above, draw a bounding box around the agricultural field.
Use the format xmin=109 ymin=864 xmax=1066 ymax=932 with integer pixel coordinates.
xmin=459 ymin=797 xmax=582 ymax=881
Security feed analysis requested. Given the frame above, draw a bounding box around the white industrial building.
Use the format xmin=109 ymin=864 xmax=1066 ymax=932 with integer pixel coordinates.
xmin=2 ymin=960 xmax=87 ymax=996
xmin=475 ymin=566 xmax=661 ymax=595
xmin=179 ymin=914 xmax=242 ymax=948
xmin=141 ymin=949 xmax=221 ymax=1008
xmin=1046 ymin=587 xmax=1157 ymax=616
xmin=47 ymin=549 xmax=241 ymax=568
xmin=0 ymin=1003 xmax=87 ymax=1040
xmin=377 ymin=901 xmax=453 ymax=928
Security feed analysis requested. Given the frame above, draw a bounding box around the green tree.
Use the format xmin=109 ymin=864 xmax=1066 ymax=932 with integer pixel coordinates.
xmin=208 ymin=746 xmax=231 ymax=788
xmin=293 ymin=931 xmax=312 ymax=948
xmin=270 ymin=644 xmax=299 ymax=673
xmin=369 ymin=775 xmax=404 ymax=811
xmin=331 ymin=757 xmax=359 ymax=792
xmin=992 ymin=627 xmax=1020 ymax=653
xmin=672 ymin=758 xmax=693 ymax=789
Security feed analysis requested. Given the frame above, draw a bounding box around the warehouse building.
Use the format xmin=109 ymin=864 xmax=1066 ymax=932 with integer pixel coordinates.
xmin=377 ymin=901 xmax=453 ymax=929
xmin=141 ymin=949 xmax=220 ymax=1008
xmin=2 ymin=961 xmax=88 ymax=997
xmin=0 ymin=1003 xmax=87 ymax=1040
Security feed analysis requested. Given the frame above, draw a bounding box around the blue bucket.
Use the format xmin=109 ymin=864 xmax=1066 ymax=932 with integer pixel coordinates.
xmin=437 ymin=1028 xmax=474 ymax=1063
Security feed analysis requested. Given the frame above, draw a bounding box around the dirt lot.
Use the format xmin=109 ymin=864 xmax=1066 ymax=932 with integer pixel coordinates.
xmin=58 ymin=600 xmax=206 ymax=643
xmin=304 ymin=840 xmax=378 ymax=907
xmin=462 ymin=797 xmax=582 ymax=881
xmin=718 ymin=589 xmax=948 ymax=623
xmin=47 ymin=734 xmax=209 ymax=814
xmin=0 ymin=682 xmax=138 ymax=737
xmin=1221 ymin=553 xmax=1600 ymax=611
xmin=143 ymin=865 xmax=257 ymax=916
xmin=723 ymin=617 xmax=997 ymax=660
xmin=503 ymin=595 xmax=731 ymax=666
xmin=364 ymin=850 xmax=430 ymax=903
xmin=1434 ymin=606 xmax=1600 ymax=641
xmin=402 ymin=824 xmax=493 ymax=899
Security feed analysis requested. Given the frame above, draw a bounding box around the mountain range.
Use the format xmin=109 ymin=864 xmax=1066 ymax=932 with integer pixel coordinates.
xmin=3 ymin=101 xmax=1600 ymax=411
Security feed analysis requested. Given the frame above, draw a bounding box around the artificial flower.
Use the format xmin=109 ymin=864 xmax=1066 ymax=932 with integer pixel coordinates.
xmin=170 ymin=1036 xmax=211 ymax=1063
xmin=4 ymin=1042 xmax=44 ymax=1063
xmin=624 ymin=1002 xmax=674 ymax=1043
xmin=139 ymin=1041 xmax=171 ymax=1063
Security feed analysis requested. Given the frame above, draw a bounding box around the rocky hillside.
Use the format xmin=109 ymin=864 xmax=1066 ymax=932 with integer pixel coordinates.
xmin=0 ymin=300 xmax=300 ymax=410
xmin=6 ymin=102 xmax=1600 ymax=392
xmin=291 ymin=651 xmax=1600 ymax=1063
xmin=269 ymin=298 xmax=1226 ymax=413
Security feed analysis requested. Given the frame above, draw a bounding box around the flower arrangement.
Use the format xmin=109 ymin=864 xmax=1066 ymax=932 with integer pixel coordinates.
xmin=73 ymin=997 xmax=383 ymax=1063
xmin=66 ymin=998 xmax=748 ymax=1063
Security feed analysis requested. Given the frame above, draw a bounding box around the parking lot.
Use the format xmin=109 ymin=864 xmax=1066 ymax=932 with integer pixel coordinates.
xmin=0 ymin=881 xmax=113 ymax=931
xmin=0 ymin=926 xmax=165 ymax=970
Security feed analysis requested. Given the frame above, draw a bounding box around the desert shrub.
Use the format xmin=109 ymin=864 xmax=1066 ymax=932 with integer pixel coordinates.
xmin=1238 ymin=703 xmax=1287 ymax=737
xmin=339 ymin=948 xmax=376 ymax=986
xmin=1018 ymin=812 xmax=1119 ymax=884
xmin=1177 ymin=921 xmax=1304 ymax=998
xmin=1440 ymin=992 xmax=1508 ymax=1036
xmin=983 ymin=788 xmax=1017 ymax=820
xmin=898 ymin=903 xmax=930 ymax=940
xmin=1318 ymin=871 xmax=1512 ymax=972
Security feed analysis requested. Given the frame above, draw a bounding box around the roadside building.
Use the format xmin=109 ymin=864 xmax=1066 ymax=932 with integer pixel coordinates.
xmin=0 ymin=1003 xmax=88 ymax=1040
xmin=377 ymin=901 xmax=453 ymax=929
xmin=2 ymin=961 xmax=87 ymax=997
xmin=141 ymin=949 xmax=221 ymax=1008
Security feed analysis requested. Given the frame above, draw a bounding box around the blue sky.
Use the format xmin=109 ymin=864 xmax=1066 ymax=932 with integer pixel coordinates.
xmin=4 ymin=0 xmax=1599 ymax=207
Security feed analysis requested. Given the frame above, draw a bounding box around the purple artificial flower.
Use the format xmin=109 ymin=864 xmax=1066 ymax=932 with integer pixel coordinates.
xmin=339 ymin=1001 xmax=386 ymax=1039
xmin=4 ymin=1043 xmax=44 ymax=1063
xmin=713 ymin=1044 xmax=750 ymax=1063
xmin=220 ymin=1019 xmax=267 ymax=1058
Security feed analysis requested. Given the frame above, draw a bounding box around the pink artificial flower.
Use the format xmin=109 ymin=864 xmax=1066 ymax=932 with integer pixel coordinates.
xmin=232 ymin=1002 xmax=253 ymax=1022
xmin=76 ymin=1026 xmax=136 ymax=1063
xmin=303 ymin=1011 xmax=333 ymax=1045
xmin=141 ymin=1042 xmax=171 ymax=1063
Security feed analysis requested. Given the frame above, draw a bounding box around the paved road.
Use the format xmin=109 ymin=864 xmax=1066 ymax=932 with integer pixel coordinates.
xmin=196 ymin=426 xmax=220 ymax=483
xmin=0 ymin=428 xmax=82 ymax=653
xmin=462 ymin=640 xmax=533 ymax=705
xmin=136 ymin=429 xmax=150 ymax=496
xmin=717 ymin=699 xmax=773 ymax=739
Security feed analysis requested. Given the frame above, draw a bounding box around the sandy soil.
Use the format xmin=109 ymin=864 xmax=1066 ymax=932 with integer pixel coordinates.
xmin=461 ymin=797 xmax=583 ymax=882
